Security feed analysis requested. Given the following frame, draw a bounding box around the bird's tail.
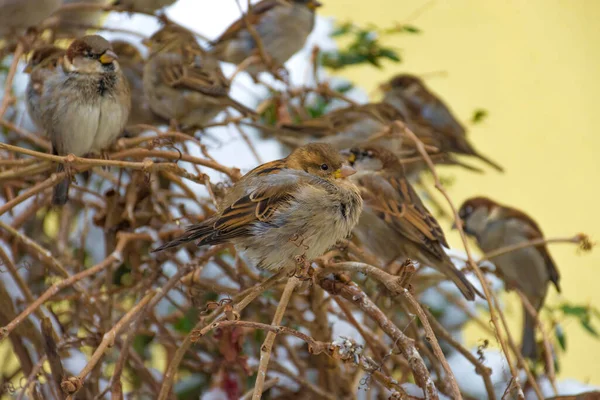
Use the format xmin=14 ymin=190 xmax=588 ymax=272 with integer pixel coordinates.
xmin=472 ymin=150 xmax=504 ymax=173
xmin=521 ymin=307 xmax=538 ymax=360
xmin=52 ymin=164 xmax=70 ymax=206
xmin=440 ymin=259 xmax=482 ymax=301
xmin=227 ymin=97 xmax=259 ymax=120
xmin=152 ymin=222 xmax=215 ymax=253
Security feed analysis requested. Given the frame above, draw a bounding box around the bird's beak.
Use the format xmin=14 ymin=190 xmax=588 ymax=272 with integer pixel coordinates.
xmin=379 ymin=82 xmax=391 ymax=92
xmin=99 ymin=50 xmax=118 ymax=64
xmin=308 ymin=0 xmax=322 ymax=10
xmin=335 ymin=165 xmax=356 ymax=179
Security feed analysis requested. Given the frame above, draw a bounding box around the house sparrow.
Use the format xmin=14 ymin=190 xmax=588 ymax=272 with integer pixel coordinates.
xmin=381 ymin=74 xmax=503 ymax=172
xmin=153 ymin=143 xmax=363 ymax=272
xmin=0 ymin=0 xmax=62 ymax=36
xmin=25 ymin=45 xmax=65 ymax=130
xmin=457 ymin=197 xmax=561 ymax=358
xmin=111 ymin=40 xmax=166 ymax=131
xmin=345 ymin=145 xmax=479 ymax=301
xmin=143 ymin=25 xmax=256 ymax=131
xmin=113 ymin=0 xmax=177 ymax=13
xmin=211 ymin=0 xmax=321 ymax=78
xmin=40 ymin=35 xmax=131 ymax=205
xmin=279 ymin=102 xmax=480 ymax=179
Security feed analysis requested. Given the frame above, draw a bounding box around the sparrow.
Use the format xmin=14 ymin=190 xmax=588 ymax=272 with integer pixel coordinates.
xmin=111 ymin=40 xmax=166 ymax=131
xmin=0 ymin=0 xmax=62 ymax=36
xmin=143 ymin=25 xmax=256 ymax=131
xmin=381 ymin=74 xmax=503 ymax=172
xmin=278 ymin=102 xmax=481 ymax=179
xmin=457 ymin=196 xmax=561 ymax=359
xmin=345 ymin=145 xmax=479 ymax=301
xmin=40 ymin=35 xmax=131 ymax=205
xmin=113 ymin=0 xmax=177 ymax=13
xmin=25 ymin=45 xmax=65 ymax=130
xmin=210 ymin=0 xmax=321 ymax=78
xmin=153 ymin=143 xmax=363 ymax=272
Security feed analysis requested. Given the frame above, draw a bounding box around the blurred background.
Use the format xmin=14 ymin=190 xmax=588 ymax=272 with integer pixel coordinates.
xmin=322 ymin=0 xmax=600 ymax=385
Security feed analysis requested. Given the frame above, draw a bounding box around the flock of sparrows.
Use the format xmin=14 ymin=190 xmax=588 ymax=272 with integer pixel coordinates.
xmin=4 ymin=0 xmax=560 ymax=360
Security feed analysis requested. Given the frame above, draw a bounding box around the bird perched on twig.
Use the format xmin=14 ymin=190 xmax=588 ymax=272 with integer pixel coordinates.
xmin=40 ymin=35 xmax=131 ymax=205
xmin=381 ymin=74 xmax=503 ymax=172
xmin=25 ymin=45 xmax=65 ymax=130
xmin=111 ymin=40 xmax=166 ymax=132
xmin=143 ymin=25 xmax=256 ymax=131
xmin=345 ymin=145 xmax=480 ymax=301
xmin=457 ymin=196 xmax=561 ymax=358
xmin=153 ymin=143 xmax=363 ymax=273
xmin=211 ymin=0 xmax=322 ymax=79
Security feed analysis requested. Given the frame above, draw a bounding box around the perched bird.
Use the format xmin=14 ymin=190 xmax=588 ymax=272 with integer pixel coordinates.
xmin=457 ymin=197 xmax=561 ymax=358
xmin=25 ymin=45 xmax=65 ymax=130
xmin=345 ymin=145 xmax=479 ymax=301
xmin=381 ymin=74 xmax=503 ymax=172
xmin=143 ymin=25 xmax=256 ymax=131
xmin=113 ymin=0 xmax=177 ymax=13
xmin=153 ymin=143 xmax=363 ymax=272
xmin=0 ymin=0 xmax=62 ymax=36
xmin=111 ymin=40 xmax=166 ymax=131
xmin=40 ymin=35 xmax=131 ymax=205
xmin=211 ymin=0 xmax=321 ymax=78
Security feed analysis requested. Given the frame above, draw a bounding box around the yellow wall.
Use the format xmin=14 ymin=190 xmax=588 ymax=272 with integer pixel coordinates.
xmin=323 ymin=0 xmax=600 ymax=384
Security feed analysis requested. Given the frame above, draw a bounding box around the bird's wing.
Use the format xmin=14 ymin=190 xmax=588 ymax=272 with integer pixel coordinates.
xmin=212 ymin=0 xmax=280 ymax=44
xmin=359 ymin=171 xmax=449 ymax=259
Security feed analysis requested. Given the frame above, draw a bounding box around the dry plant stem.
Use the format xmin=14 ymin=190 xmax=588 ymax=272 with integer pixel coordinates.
xmin=0 ymin=119 xmax=51 ymax=151
xmin=271 ymin=361 xmax=337 ymax=400
xmin=241 ymin=378 xmax=279 ymax=400
xmin=516 ymin=291 xmax=558 ymax=396
xmin=401 ymin=290 xmax=462 ymax=400
xmin=235 ymin=0 xmax=274 ymax=72
xmin=232 ymin=120 xmax=264 ymax=164
xmin=397 ymin=121 xmax=526 ymax=397
xmin=61 ymin=290 xmax=155 ymax=397
xmin=0 ymin=233 xmax=133 ymax=340
xmin=480 ymin=235 xmax=585 ymax=262
xmin=157 ymin=271 xmax=285 ymax=400
xmin=423 ymin=308 xmax=496 ymax=400
xmin=252 ymin=276 xmax=300 ymax=400
xmin=0 ymin=42 xmax=23 ymax=120
xmin=320 ymin=279 xmax=438 ymax=400
xmin=15 ymin=354 xmax=47 ymax=400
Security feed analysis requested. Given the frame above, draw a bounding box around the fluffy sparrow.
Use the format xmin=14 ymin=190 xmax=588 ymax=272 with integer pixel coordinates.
xmin=211 ymin=0 xmax=321 ymax=78
xmin=40 ymin=35 xmax=131 ymax=205
xmin=25 ymin=45 xmax=65 ymax=130
xmin=113 ymin=0 xmax=177 ymax=13
xmin=143 ymin=25 xmax=256 ymax=131
xmin=0 ymin=0 xmax=62 ymax=36
xmin=458 ymin=197 xmax=561 ymax=358
xmin=381 ymin=74 xmax=503 ymax=172
xmin=153 ymin=143 xmax=363 ymax=272
xmin=111 ymin=40 xmax=166 ymax=131
xmin=346 ymin=145 xmax=479 ymax=301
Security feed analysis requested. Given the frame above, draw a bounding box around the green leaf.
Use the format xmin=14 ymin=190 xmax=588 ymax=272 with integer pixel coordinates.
xmin=402 ymin=24 xmax=422 ymax=34
xmin=560 ymin=304 xmax=589 ymax=318
xmin=581 ymin=319 xmax=599 ymax=337
xmin=132 ymin=333 xmax=154 ymax=358
xmin=471 ymin=109 xmax=489 ymax=124
xmin=379 ymin=48 xmax=401 ymax=63
xmin=174 ymin=308 xmax=199 ymax=334
xmin=555 ymin=324 xmax=566 ymax=351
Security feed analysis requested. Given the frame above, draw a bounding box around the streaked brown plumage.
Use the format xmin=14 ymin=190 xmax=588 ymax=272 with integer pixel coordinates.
xmin=458 ymin=196 xmax=561 ymax=359
xmin=153 ymin=143 xmax=363 ymax=272
xmin=143 ymin=25 xmax=256 ymax=131
xmin=346 ymin=145 xmax=480 ymax=301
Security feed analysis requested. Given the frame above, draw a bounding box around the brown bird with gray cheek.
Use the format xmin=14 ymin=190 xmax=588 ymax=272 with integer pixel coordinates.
xmin=153 ymin=143 xmax=363 ymax=273
xmin=40 ymin=35 xmax=131 ymax=205
xmin=381 ymin=74 xmax=503 ymax=172
xmin=458 ymin=196 xmax=561 ymax=358
xmin=346 ymin=145 xmax=480 ymax=301
xmin=211 ymin=0 xmax=321 ymax=79
xmin=143 ymin=25 xmax=256 ymax=131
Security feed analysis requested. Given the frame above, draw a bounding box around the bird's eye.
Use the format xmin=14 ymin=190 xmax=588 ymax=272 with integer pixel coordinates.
xmin=465 ymin=205 xmax=473 ymax=214
xmin=320 ymin=164 xmax=329 ymax=171
xmin=362 ymin=151 xmax=369 ymax=157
